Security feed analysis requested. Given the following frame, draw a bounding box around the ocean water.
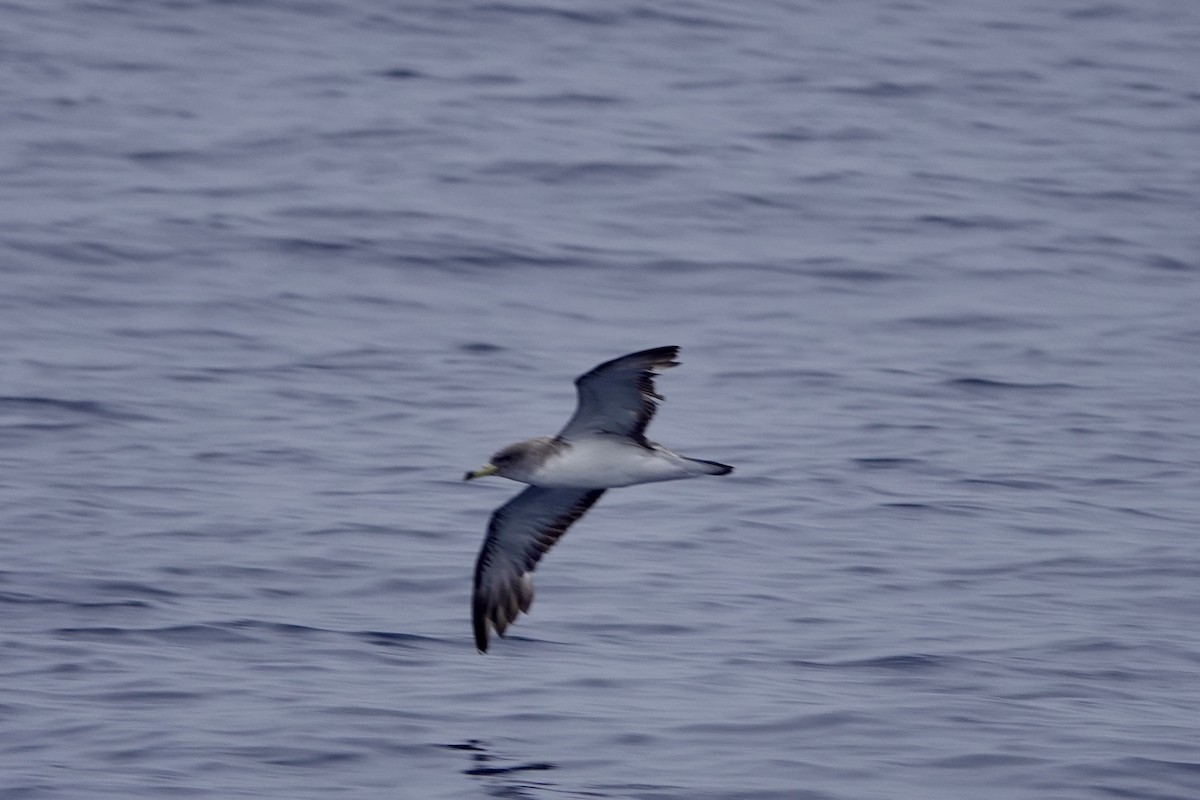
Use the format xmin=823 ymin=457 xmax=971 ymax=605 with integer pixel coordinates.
xmin=3 ymin=1 xmax=1200 ymax=798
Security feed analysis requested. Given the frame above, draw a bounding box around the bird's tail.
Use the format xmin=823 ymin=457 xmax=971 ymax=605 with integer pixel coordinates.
xmin=684 ymin=457 xmax=734 ymax=476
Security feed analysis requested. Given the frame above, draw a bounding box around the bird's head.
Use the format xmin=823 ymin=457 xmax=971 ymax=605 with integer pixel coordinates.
xmin=464 ymin=442 xmax=527 ymax=482
xmin=464 ymin=438 xmax=556 ymax=482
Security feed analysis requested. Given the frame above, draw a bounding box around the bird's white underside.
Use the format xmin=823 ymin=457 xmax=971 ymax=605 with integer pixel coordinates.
xmin=520 ymin=438 xmax=713 ymax=489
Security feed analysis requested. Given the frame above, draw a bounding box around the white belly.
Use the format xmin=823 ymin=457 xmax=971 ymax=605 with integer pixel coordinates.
xmin=526 ymin=440 xmax=696 ymax=489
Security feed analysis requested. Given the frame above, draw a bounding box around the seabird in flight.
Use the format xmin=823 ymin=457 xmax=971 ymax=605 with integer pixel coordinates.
xmin=464 ymin=346 xmax=733 ymax=652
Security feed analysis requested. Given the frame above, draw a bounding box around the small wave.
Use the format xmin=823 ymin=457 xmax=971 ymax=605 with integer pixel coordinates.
xmin=479 ymin=159 xmax=676 ymax=185
xmin=0 ymin=592 xmax=150 ymax=609
xmin=1144 ymin=254 xmax=1195 ymax=272
xmin=460 ymin=341 xmax=506 ymax=354
xmin=927 ymin=752 xmax=1049 ymax=769
xmin=899 ymin=314 xmax=1048 ymax=330
xmin=944 ymin=377 xmax=1079 ymax=392
xmin=474 ymin=3 xmax=618 ymax=25
xmin=375 ymin=67 xmax=424 ymax=80
xmin=915 ymin=214 xmax=1033 ymax=231
xmin=494 ymin=91 xmax=623 ymax=106
xmin=262 ymin=749 xmax=362 ymax=768
xmin=958 ymin=477 xmax=1055 ymax=490
xmin=0 ymin=395 xmax=143 ymax=421
xmin=793 ymin=653 xmax=958 ymax=672
xmin=55 ymin=624 xmax=259 ymax=645
xmin=828 ymin=80 xmax=935 ymax=97
xmin=465 ymin=761 xmax=556 ymax=777
xmin=853 ymin=457 xmax=923 ymax=469
xmin=354 ymin=630 xmax=438 ymax=649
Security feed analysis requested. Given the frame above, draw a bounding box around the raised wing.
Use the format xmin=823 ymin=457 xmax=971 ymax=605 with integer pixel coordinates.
xmin=472 ymin=486 xmax=605 ymax=652
xmin=556 ymin=345 xmax=680 ymax=446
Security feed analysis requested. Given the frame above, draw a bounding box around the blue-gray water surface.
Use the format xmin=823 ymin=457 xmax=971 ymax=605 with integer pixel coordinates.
xmin=3 ymin=1 xmax=1200 ymax=798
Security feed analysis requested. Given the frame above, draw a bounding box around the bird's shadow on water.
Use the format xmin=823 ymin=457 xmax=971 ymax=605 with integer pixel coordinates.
xmin=443 ymin=739 xmax=606 ymax=798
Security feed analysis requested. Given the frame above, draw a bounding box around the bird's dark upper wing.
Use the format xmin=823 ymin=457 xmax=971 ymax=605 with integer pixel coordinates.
xmin=472 ymin=486 xmax=605 ymax=652
xmin=555 ymin=345 xmax=680 ymax=447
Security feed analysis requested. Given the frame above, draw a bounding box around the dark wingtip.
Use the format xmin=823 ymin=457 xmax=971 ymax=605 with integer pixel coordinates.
xmin=473 ymin=600 xmax=489 ymax=653
xmin=649 ymin=345 xmax=680 ymax=363
xmin=629 ymin=345 xmax=680 ymax=364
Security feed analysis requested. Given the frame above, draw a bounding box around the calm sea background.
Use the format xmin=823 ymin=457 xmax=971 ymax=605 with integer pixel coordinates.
xmin=3 ymin=1 xmax=1200 ymax=798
